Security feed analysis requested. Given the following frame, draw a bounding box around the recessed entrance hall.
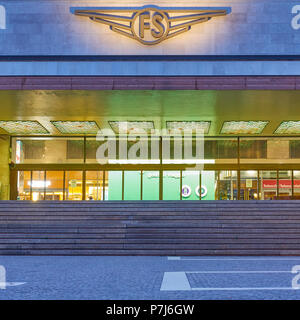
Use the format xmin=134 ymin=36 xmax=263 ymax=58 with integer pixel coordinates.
xmin=13 ymin=169 xmax=300 ymax=201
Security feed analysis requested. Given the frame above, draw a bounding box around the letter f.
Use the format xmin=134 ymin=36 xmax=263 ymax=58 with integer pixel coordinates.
xmin=139 ymin=11 xmax=150 ymax=38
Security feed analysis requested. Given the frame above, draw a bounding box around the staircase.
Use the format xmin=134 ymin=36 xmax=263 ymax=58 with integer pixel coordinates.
xmin=1 ymin=200 xmax=300 ymax=255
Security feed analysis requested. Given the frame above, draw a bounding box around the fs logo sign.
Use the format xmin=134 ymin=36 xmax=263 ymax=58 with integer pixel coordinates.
xmin=70 ymin=5 xmax=231 ymax=45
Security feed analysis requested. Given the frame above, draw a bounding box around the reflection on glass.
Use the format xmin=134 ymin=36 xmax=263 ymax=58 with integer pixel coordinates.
xmin=106 ymin=171 xmax=122 ymax=200
xmin=45 ymin=171 xmax=64 ymax=200
xmin=17 ymin=171 xmax=31 ymax=200
xmin=218 ymin=171 xmax=237 ymax=200
xmin=240 ymin=171 xmax=258 ymax=200
xmin=124 ymin=171 xmax=141 ymax=200
xmin=65 ymin=171 xmax=83 ymax=200
xmin=204 ymin=139 xmax=238 ymax=164
xmin=11 ymin=137 xmax=84 ymax=164
xmin=86 ymin=171 xmax=103 ymax=201
xmin=14 ymin=169 xmax=300 ymax=202
xmin=31 ymin=171 xmax=45 ymax=201
xmin=240 ymin=138 xmax=300 ymax=164
xmin=142 ymin=171 xmax=159 ymax=200
xmin=260 ymin=171 xmax=277 ymax=200
xmin=278 ymin=170 xmax=292 ymax=200
xmin=182 ymin=171 xmax=200 ymax=201
xmin=163 ymin=171 xmax=180 ymax=200
xmin=294 ymin=171 xmax=300 ymax=199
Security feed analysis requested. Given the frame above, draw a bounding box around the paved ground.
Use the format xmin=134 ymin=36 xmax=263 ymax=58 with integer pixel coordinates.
xmin=1 ymin=256 xmax=300 ymax=300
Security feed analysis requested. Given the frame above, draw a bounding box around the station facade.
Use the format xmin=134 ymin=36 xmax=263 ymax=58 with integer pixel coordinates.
xmin=0 ymin=0 xmax=300 ymax=201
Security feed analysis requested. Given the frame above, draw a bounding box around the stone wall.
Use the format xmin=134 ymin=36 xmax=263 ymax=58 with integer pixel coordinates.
xmin=0 ymin=0 xmax=298 ymax=55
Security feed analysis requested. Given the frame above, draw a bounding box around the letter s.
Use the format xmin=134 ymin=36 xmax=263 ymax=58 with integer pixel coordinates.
xmin=151 ymin=12 xmax=165 ymax=39
xmin=291 ymin=5 xmax=300 ymax=30
xmin=0 ymin=5 xmax=5 ymax=30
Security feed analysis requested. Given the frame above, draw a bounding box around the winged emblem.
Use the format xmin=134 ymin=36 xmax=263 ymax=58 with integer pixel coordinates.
xmin=70 ymin=5 xmax=231 ymax=45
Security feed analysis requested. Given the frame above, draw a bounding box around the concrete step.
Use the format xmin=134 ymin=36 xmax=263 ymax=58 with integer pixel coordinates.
xmin=0 ymin=249 xmax=299 ymax=256
xmin=3 ymin=209 xmax=300 ymax=214
xmin=3 ymin=215 xmax=300 ymax=220
xmin=1 ymin=238 xmax=300 ymax=245
xmin=3 ymin=201 xmax=300 ymax=208
xmin=1 ymin=201 xmax=300 ymax=255
xmin=1 ymin=243 xmax=300 ymax=250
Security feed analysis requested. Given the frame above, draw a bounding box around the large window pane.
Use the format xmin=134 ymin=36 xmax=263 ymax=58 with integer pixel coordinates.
xmin=163 ymin=171 xmax=180 ymax=200
xmin=86 ymin=137 xmax=160 ymax=164
xmin=86 ymin=138 xmax=106 ymax=164
xmin=294 ymin=171 xmax=300 ymax=199
xmin=12 ymin=137 xmax=84 ymax=164
xmin=86 ymin=171 xmax=103 ymax=201
xmin=106 ymin=171 xmax=122 ymax=200
xmin=182 ymin=171 xmax=200 ymax=201
xmin=31 ymin=171 xmax=45 ymax=201
xmin=202 ymin=171 xmax=217 ymax=200
xmin=45 ymin=171 xmax=64 ymax=201
xmin=142 ymin=171 xmax=159 ymax=200
xmin=278 ymin=170 xmax=292 ymax=200
xmin=240 ymin=171 xmax=258 ymax=200
xmin=204 ymin=139 xmax=238 ymax=163
xmin=241 ymin=138 xmax=300 ymax=164
xmin=124 ymin=171 xmax=141 ymax=200
xmin=17 ymin=171 xmax=31 ymax=200
xmin=65 ymin=171 xmax=83 ymax=200
xmin=218 ymin=171 xmax=238 ymax=200
xmin=260 ymin=171 xmax=277 ymax=200
xmin=162 ymin=137 xmax=237 ymax=165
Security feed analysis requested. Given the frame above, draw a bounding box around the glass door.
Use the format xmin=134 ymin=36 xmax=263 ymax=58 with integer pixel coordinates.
xmin=124 ymin=171 xmax=141 ymax=200
xmin=294 ymin=171 xmax=300 ymax=199
xmin=65 ymin=171 xmax=83 ymax=200
xmin=240 ymin=171 xmax=258 ymax=200
xmin=142 ymin=171 xmax=159 ymax=200
xmin=45 ymin=171 xmax=64 ymax=200
xmin=86 ymin=171 xmax=104 ymax=201
xmin=202 ymin=171 xmax=217 ymax=200
xmin=182 ymin=171 xmax=200 ymax=201
xmin=106 ymin=171 xmax=122 ymax=200
xmin=278 ymin=170 xmax=292 ymax=199
xmin=218 ymin=171 xmax=238 ymax=200
xmin=17 ymin=171 xmax=31 ymax=200
xmin=163 ymin=171 xmax=181 ymax=200
xmin=260 ymin=171 xmax=277 ymax=200
xmin=30 ymin=171 xmax=45 ymax=201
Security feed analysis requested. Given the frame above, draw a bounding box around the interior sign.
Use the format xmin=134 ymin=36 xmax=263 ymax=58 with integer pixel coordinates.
xmin=70 ymin=5 xmax=231 ymax=45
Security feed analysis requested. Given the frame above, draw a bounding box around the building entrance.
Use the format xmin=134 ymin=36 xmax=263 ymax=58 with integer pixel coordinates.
xmin=11 ymin=136 xmax=300 ymax=201
xmin=16 ymin=169 xmax=298 ymax=201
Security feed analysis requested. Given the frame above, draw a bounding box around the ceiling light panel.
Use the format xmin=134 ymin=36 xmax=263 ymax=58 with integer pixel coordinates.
xmin=51 ymin=121 xmax=100 ymax=134
xmin=166 ymin=121 xmax=211 ymax=134
xmin=221 ymin=121 xmax=269 ymax=134
xmin=0 ymin=120 xmax=49 ymax=134
xmin=109 ymin=121 xmax=154 ymax=134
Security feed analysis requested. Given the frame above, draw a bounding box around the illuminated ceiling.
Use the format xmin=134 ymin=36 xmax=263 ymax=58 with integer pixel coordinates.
xmin=166 ymin=121 xmax=211 ymax=134
xmin=274 ymin=121 xmax=300 ymax=135
xmin=0 ymin=90 xmax=299 ymax=136
xmin=0 ymin=120 xmax=49 ymax=134
xmin=109 ymin=121 xmax=154 ymax=134
xmin=51 ymin=121 xmax=100 ymax=134
xmin=220 ymin=121 xmax=269 ymax=135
